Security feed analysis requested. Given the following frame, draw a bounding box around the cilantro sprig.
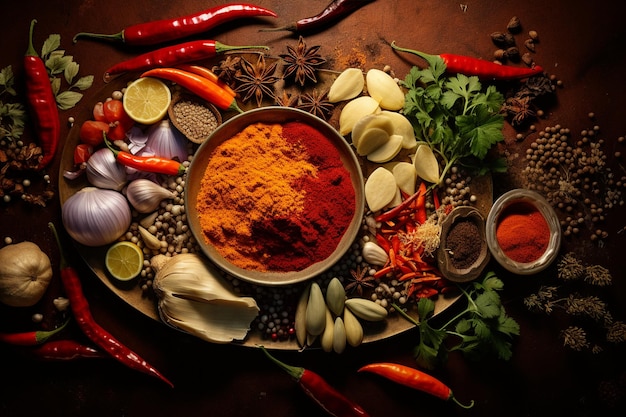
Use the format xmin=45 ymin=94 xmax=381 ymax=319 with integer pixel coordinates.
xmin=394 ymin=271 xmax=520 ymax=369
xmin=0 ymin=65 xmax=26 ymax=141
xmin=401 ymin=57 xmax=507 ymax=184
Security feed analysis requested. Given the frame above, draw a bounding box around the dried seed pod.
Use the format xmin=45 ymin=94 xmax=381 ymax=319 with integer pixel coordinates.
xmin=524 ymin=39 xmax=536 ymax=52
xmin=490 ymin=31 xmax=510 ymax=47
xmin=522 ymin=53 xmax=534 ymax=67
xmin=507 ymin=16 xmax=522 ymax=33
xmin=506 ymin=46 xmax=520 ymax=62
xmin=529 ymin=30 xmax=539 ymax=41
xmin=493 ymin=49 xmax=508 ymax=61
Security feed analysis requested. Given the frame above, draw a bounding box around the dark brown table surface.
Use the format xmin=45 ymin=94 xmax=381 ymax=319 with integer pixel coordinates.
xmin=1 ymin=1 xmax=625 ymax=416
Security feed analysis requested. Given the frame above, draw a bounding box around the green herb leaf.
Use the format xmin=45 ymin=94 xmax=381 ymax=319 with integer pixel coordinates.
xmin=46 ymin=53 xmax=73 ymax=76
xmin=50 ymin=77 xmax=61 ymax=96
xmin=71 ymin=75 xmax=94 ymax=91
xmin=64 ymin=61 xmax=79 ymax=85
xmin=41 ymin=34 xmax=61 ymax=58
xmin=56 ymin=90 xmax=83 ymax=110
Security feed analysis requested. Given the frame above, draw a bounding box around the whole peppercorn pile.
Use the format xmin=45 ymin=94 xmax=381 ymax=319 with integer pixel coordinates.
xmin=520 ymin=117 xmax=625 ymax=243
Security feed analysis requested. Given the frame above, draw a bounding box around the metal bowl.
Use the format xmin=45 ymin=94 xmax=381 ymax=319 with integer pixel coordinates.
xmin=185 ymin=107 xmax=365 ymax=286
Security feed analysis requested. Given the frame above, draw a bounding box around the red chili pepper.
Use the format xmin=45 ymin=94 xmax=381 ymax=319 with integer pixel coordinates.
xmin=391 ymin=41 xmax=544 ymax=80
xmin=103 ymin=133 xmax=185 ymax=176
xmin=141 ymin=67 xmax=242 ymax=113
xmin=0 ymin=320 xmax=68 ymax=346
xmin=260 ymin=347 xmax=370 ymax=417
xmin=103 ymin=40 xmax=268 ymax=81
xmin=48 ymin=223 xmax=173 ymax=388
xmin=264 ymin=0 xmax=375 ymax=33
xmin=31 ymin=340 xmax=108 ymax=360
xmin=24 ymin=19 xmax=60 ymax=170
xmin=176 ymin=64 xmax=237 ymax=97
xmin=375 ymin=182 xmax=426 ymax=223
xmin=73 ymin=4 xmax=277 ymax=46
xmin=358 ymin=362 xmax=474 ymax=408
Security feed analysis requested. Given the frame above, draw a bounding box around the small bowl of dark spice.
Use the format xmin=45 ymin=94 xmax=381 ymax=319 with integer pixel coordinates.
xmin=486 ymin=189 xmax=561 ymax=275
xmin=168 ymin=92 xmax=222 ymax=144
xmin=437 ymin=206 xmax=490 ymax=282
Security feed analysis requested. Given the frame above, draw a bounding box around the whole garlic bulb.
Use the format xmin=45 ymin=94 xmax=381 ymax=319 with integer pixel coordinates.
xmin=152 ymin=254 xmax=259 ymax=344
xmin=86 ymin=148 xmax=127 ymax=191
xmin=62 ymin=187 xmax=132 ymax=246
xmin=125 ymin=179 xmax=175 ymax=213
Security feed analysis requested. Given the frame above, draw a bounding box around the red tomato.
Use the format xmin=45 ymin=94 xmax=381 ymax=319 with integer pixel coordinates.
xmin=73 ymin=143 xmax=93 ymax=165
xmin=92 ymin=102 xmax=106 ymax=122
xmin=103 ymin=99 xmax=133 ymax=126
xmin=79 ymin=120 xmax=110 ymax=146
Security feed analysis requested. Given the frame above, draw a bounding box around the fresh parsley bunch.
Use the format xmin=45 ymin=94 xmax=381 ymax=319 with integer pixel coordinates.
xmin=395 ymin=271 xmax=520 ymax=370
xmin=401 ymin=56 xmax=507 ymax=184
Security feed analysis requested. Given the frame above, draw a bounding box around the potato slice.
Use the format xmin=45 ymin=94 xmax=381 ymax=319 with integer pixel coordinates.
xmin=381 ymin=110 xmax=417 ymax=149
xmin=356 ymin=128 xmax=390 ymax=156
xmin=392 ymin=161 xmax=418 ymax=195
xmin=365 ymin=167 xmax=397 ymax=212
xmin=367 ymin=134 xmax=403 ymax=163
xmin=339 ymin=96 xmax=380 ymax=135
xmin=413 ymin=144 xmax=440 ymax=184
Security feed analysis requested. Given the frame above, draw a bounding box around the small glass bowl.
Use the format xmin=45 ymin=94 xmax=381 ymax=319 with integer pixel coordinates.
xmin=486 ymin=189 xmax=562 ymax=275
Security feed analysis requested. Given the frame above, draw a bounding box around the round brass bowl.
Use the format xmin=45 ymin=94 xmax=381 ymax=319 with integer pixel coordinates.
xmin=436 ymin=206 xmax=490 ymax=283
xmin=185 ymin=107 xmax=365 ymax=286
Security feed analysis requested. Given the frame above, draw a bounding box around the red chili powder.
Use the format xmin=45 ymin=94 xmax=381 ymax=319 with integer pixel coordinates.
xmin=495 ymin=202 xmax=550 ymax=263
xmin=250 ymin=121 xmax=356 ymax=271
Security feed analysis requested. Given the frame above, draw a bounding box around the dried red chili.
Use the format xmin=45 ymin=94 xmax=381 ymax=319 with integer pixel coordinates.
xmin=0 ymin=320 xmax=68 ymax=346
xmin=24 ymin=19 xmax=60 ymax=170
xmin=391 ymin=42 xmax=544 ymax=80
xmin=141 ymin=67 xmax=243 ymax=113
xmin=103 ymin=40 xmax=268 ymax=81
xmin=260 ymin=347 xmax=370 ymax=417
xmin=358 ymin=362 xmax=474 ymax=408
xmin=73 ymin=4 xmax=277 ymax=46
xmin=48 ymin=223 xmax=173 ymax=387
xmin=264 ymin=0 xmax=375 ymax=33
xmin=31 ymin=340 xmax=107 ymax=360
xmin=104 ymin=133 xmax=186 ymax=176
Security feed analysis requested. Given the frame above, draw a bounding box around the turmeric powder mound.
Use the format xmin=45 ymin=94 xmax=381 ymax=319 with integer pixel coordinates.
xmin=196 ymin=122 xmax=318 ymax=270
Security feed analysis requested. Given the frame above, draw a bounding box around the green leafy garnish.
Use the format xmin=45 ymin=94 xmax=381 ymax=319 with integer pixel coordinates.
xmin=394 ymin=271 xmax=520 ymax=369
xmin=0 ymin=65 xmax=26 ymax=141
xmin=401 ymin=58 xmax=506 ymax=184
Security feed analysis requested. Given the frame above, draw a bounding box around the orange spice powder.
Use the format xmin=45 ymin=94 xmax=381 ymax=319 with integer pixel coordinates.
xmin=195 ymin=122 xmax=317 ymax=270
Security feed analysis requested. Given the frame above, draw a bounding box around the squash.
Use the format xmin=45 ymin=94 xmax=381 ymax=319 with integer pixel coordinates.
xmin=0 ymin=241 xmax=53 ymax=307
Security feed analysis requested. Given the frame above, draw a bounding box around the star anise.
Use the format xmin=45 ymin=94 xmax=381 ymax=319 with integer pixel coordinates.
xmin=274 ymin=90 xmax=299 ymax=108
xmin=503 ymin=95 xmax=536 ymax=126
xmin=280 ymin=36 xmax=326 ymax=87
xmin=212 ymin=56 xmax=242 ymax=85
xmin=297 ymin=89 xmax=334 ymax=120
xmin=234 ymin=55 xmax=280 ymax=108
xmin=345 ymin=266 xmax=376 ymax=296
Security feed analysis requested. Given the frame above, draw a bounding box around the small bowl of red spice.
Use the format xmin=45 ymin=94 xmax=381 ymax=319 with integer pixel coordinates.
xmin=486 ymin=189 xmax=562 ymax=275
xmin=185 ymin=107 xmax=365 ymax=286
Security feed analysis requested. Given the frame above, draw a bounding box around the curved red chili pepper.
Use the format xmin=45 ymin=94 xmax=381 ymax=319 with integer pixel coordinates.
xmin=73 ymin=4 xmax=277 ymax=46
xmin=176 ymin=64 xmax=237 ymax=97
xmin=391 ymin=41 xmax=544 ymax=80
xmin=260 ymin=347 xmax=370 ymax=417
xmin=24 ymin=19 xmax=61 ymax=170
xmin=103 ymin=133 xmax=185 ymax=176
xmin=358 ymin=362 xmax=474 ymax=408
xmin=31 ymin=340 xmax=108 ymax=360
xmin=0 ymin=320 xmax=68 ymax=346
xmin=264 ymin=0 xmax=375 ymax=33
xmin=141 ymin=67 xmax=242 ymax=113
xmin=103 ymin=40 xmax=268 ymax=81
xmin=48 ymin=223 xmax=173 ymax=388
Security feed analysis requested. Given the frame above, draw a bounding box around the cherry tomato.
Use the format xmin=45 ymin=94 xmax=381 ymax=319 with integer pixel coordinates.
xmin=79 ymin=120 xmax=110 ymax=146
xmin=73 ymin=143 xmax=93 ymax=165
xmin=103 ymin=99 xmax=133 ymax=127
xmin=93 ymin=102 xmax=106 ymax=122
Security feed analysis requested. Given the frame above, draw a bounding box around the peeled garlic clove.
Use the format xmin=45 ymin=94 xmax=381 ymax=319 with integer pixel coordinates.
xmin=366 ymin=69 xmax=405 ymax=111
xmin=413 ymin=144 xmax=440 ymax=184
xmin=125 ymin=178 xmax=175 ymax=213
xmin=326 ymin=277 xmax=346 ymax=316
xmin=339 ymin=96 xmax=381 ymax=136
xmin=345 ymin=298 xmax=388 ymax=321
xmin=392 ymin=161 xmax=417 ymax=195
xmin=333 ymin=317 xmax=347 ymax=354
xmin=320 ymin=308 xmax=334 ymax=353
xmin=365 ymin=167 xmax=397 ymax=212
xmin=367 ymin=134 xmax=403 ymax=163
xmin=328 ymin=68 xmax=365 ymax=103
xmin=343 ymin=307 xmax=364 ymax=347
xmin=381 ymin=110 xmax=417 ymax=149
xmin=352 ymin=113 xmax=395 ymax=151
xmin=305 ymin=282 xmax=326 ymax=336
xmin=139 ymin=211 xmax=159 ymax=229
xmin=356 ymin=127 xmax=390 ymax=156
xmin=294 ymin=284 xmax=310 ymax=348
xmin=362 ymin=241 xmax=388 ymax=266
xmin=138 ymin=225 xmax=161 ymax=250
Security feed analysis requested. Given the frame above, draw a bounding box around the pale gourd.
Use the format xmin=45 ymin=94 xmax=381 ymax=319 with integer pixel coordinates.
xmin=0 ymin=241 xmax=53 ymax=307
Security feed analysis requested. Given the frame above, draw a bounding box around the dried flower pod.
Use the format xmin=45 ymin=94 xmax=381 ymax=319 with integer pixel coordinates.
xmin=506 ymin=46 xmax=520 ymax=62
xmin=490 ymin=31 xmax=515 ymax=47
xmin=494 ymin=49 xmax=508 ymax=61
xmin=524 ymin=39 xmax=536 ymax=52
xmin=522 ymin=53 xmax=534 ymax=67
xmin=507 ymin=16 xmax=522 ymax=33
xmin=529 ymin=30 xmax=539 ymax=41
